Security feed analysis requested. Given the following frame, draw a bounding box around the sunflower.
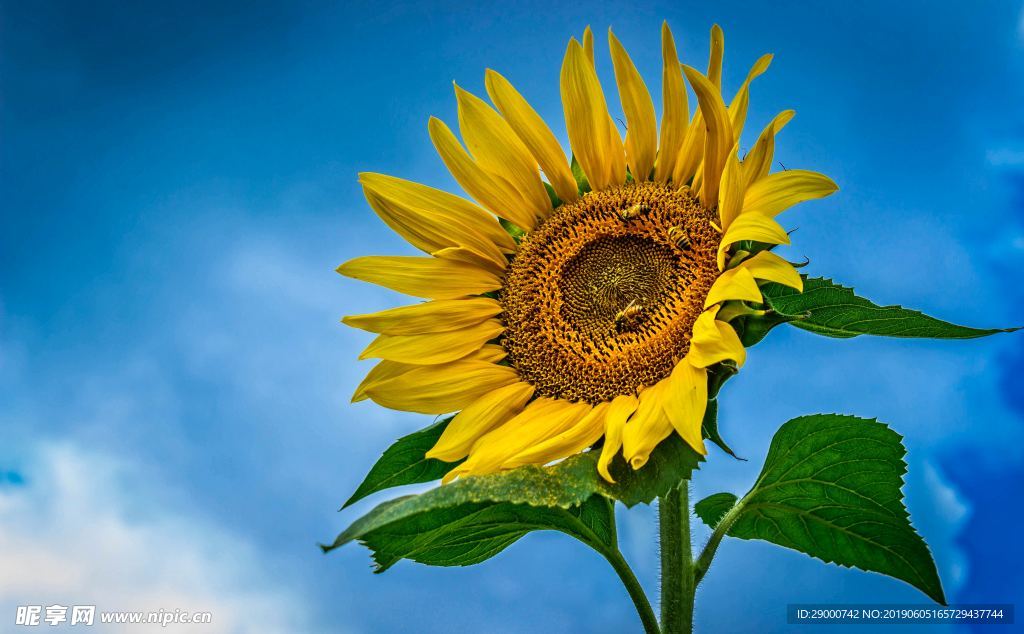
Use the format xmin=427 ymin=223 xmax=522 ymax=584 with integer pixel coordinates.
xmin=339 ymin=23 xmax=837 ymax=483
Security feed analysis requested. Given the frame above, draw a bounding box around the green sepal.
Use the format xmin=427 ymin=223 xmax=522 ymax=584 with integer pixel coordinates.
xmin=342 ymin=417 xmax=460 ymax=509
xmin=694 ymin=413 xmax=946 ymax=604
xmin=762 ymin=276 xmax=1019 ymax=339
xmin=700 ymin=363 xmax=741 ymax=458
xmin=543 ymin=181 xmax=563 ymax=209
xmin=499 ymin=218 xmax=526 ymax=243
xmin=570 ymin=155 xmax=591 ymax=195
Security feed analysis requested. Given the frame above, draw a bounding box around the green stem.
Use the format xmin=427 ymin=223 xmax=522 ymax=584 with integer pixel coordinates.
xmin=604 ymin=549 xmax=660 ymax=634
xmin=659 ymin=484 xmax=695 ymax=634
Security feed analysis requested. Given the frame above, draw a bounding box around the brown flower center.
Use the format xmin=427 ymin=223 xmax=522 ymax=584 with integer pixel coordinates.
xmin=500 ymin=181 xmax=721 ymax=403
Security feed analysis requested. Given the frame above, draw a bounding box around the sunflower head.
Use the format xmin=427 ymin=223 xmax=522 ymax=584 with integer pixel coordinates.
xmin=339 ymin=23 xmax=837 ymax=483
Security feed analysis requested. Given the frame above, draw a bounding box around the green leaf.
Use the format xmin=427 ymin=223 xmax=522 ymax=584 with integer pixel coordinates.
xmin=762 ymin=277 xmax=1019 ymax=339
xmin=324 ymin=472 xmax=617 ymax=571
xmin=694 ymin=492 xmax=737 ymax=528
xmin=696 ymin=414 xmax=946 ymax=604
xmin=342 ymin=417 xmax=460 ymax=508
xmin=332 ymin=496 xmax=615 ymax=571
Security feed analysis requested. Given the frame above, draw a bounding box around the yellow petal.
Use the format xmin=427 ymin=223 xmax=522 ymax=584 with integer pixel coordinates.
xmin=351 ymin=344 xmax=506 ymax=403
xmin=621 ymin=382 xmax=674 ymax=470
xmin=609 ymin=29 xmax=657 ymax=182
xmin=352 ymin=360 xmax=414 ymax=402
xmin=727 ymin=54 xmax=772 ymax=141
xmin=364 ymin=359 xmax=520 ymax=415
xmin=485 ymin=70 xmax=578 ymax=203
xmin=343 ymin=298 xmax=502 ymax=335
xmin=360 ymin=172 xmax=517 ymax=254
xmin=430 ymin=246 xmax=505 ymax=276
xmin=597 ymin=393 xmax=640 ymax=482
xmin=337 ymin=255 xmax=501 ymax=299
xmin=459 ymin=398 xmax=593 ymax=475
xmin=582 ymin=26 xmax=595 ymax=65
xmin=672 ymin=109 xmax=704 ymax=187
xmin=716 ymin=213 xmax=791 ymax=269
xmin=742 ymin=110 xmax=795 ymax=188
xmin=717 ymin=143 xmax=744 ymax=230
xmin=358 ymin=319 xmax=505 ymax=364
xmin=560 ymin=38 xmax=624 ymax=191
xmin=738 ymin=250 xmax=803 ymax=290
xmin=454 ymin=84 xmax=552 ymax=220
xmin=704 ymin=265 xmax=763 ymax=308
xmin=688 ymin=311 xmax=747 ymax=368
xmin=708 ymin=24 xmax=724 ymax=89
xmin=655 ymin=22 xmax=689 ymax=182
xmin=503 ymin=402 xmax=610 ymax=468
xmin=742 ymin=169 xmax=838 ymax=218
xmin=427 ymin=381 xmax=535 ymax=462
xmin=662 ymin=359 xmax=708 ymax=455
xmin=682 ymin=65 xmax=733 ymax=209
xmin=428 ymin=116 xmax=537 ymax=230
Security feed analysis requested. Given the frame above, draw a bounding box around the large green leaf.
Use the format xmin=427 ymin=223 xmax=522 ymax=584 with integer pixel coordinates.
xmin=762 ymin=277 xmax=1018 ymax=339
xmin=343 ymin=417 xmax=460 ymax=508
xmin=324 ymin=494 xmax=615 ymax=571
xmin=325 ymin=456 xmax=619 ymax=570
xmin=695 ymin=414 xmax=946 ymax=604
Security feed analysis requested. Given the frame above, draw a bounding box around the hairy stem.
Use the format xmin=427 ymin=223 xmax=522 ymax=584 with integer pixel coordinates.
xmin=694 ymin=496 xmax=745 ymax=586
xmin=659 ymin=484 xmax=695 ymax=634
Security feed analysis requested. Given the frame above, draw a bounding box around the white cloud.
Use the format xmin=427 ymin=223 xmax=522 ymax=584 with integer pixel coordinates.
xmin=0 ymin=443 xmax=318 ymax=633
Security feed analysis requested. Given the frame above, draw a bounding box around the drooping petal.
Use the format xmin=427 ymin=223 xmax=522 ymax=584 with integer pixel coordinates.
xmin=485 ymin=69 xmax=578 ymax=203
xmin=609 ymin=28 xmax=657 ymax=182
xmin=737 ymin=250 xmax=803 ymax=290
xmin=364 ymin=359 xmax=520 ymax=415
xmin=621 ymin=381 xmax=674 ymax=470
xmin=427 ymin=381 xmax=535 ymax=463
xmin=352 ymin=360 xmax=415 ymax=403
xmin=742 ymin=169 xmax=838 ymax=218
xmin=560 ymin=38 xmax=625 ymax=191
xmin=704 ymin=265 xmax=763 ymax=308
xmin=597 ymin=393 xmax=640 ymax=482
xmin=428 ymin=116 xmax=537 ymax=230
xmin=343 ymin=297 xmax=502 ymax=335
xmin=717 ymin=143 xmax=744 ymax=230
xmin=503 ymin=402 xmax=610 ymax=468
xmin=742 ymin=110 xmax=795 ymax=187
xmin=337 ymin=255 xmax=501 ymax=299
xmin=716 ymin=213 xmax=791 ymax=269
xmin=682 ymin=65 xmax=733 ymax=209
xmin=727 ymin=54 xmax=772 ymax=141
xmin=707 ymin=24 xmax=724 ymax=89
xmin=662 ymin=359 xmax=708 ymax=455
xmin=688 ymin=310 xmax=747 ymax=368
xmin=454 ymin=84 xmax=552 ymax=220
xmin=358 ymin=319 xmax=505 ymax=364
xmin=456 ymin=398 xmax=593 ymax=475
xmin=351 ymin=345 xmax=506 ymax=403
xmin=654 ymin=22 xmax=689 ymax=182
xmin=360 ymin=172 xmax=516 ymax=257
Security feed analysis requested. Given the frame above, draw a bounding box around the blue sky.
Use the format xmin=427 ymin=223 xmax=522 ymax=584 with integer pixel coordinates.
xmin=2 ymin=1 xmax=1022 ymax=632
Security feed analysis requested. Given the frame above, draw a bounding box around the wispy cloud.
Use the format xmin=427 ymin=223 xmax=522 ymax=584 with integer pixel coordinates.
xmin=0 ymin=443 xmax=320 ymax=633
